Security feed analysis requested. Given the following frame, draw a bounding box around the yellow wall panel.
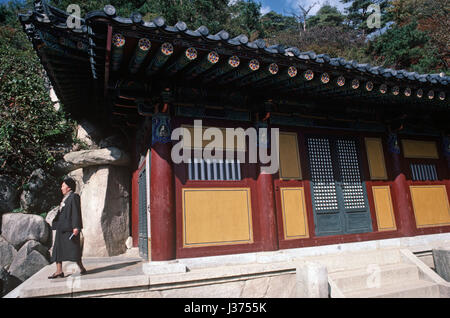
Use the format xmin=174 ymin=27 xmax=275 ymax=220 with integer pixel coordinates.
xmin=279 ymin=132 xmax=302 ymax=179
xmin=182 ymin=188 xmax=253 ymax=247
xmin=410 ymin=185 xmax=450 ymax=228
xmin=365 ymin=138 xmax=388 ymax=180
xmin=280 ymin=187 xmax=309 ymax=239
xmin=402 ymin=139 xmax=439 ymax=159
xmin=372 ymin=186 xmax=396 ymax=231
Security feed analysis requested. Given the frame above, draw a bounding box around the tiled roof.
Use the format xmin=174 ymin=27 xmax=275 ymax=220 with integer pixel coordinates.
xmin=19 ymin=1 xmax=449 ymax=124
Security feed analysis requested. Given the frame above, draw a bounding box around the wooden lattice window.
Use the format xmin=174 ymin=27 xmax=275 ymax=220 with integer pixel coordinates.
xmin=188 ymin=158 xmax=241 ymax=181
xmin=307 ymin=137 xmax=339 ymax=212
xmin=336 ymin=139 xmax=366 ymax=210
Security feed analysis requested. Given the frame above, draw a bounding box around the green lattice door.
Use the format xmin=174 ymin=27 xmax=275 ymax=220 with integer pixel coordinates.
xmin=307 ymin=136 xmax=372 ymax=236
xmin=138 ymin=166 xmax=148 ymax=259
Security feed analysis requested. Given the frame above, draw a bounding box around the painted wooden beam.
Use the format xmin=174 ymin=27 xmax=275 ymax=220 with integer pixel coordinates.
xmin=318 ymin=79 xmax=374 ymax=98
xmin=145 ymin=42 xmax=173 ymax=76
xmin=274 ymin=69 xmax=319 ymax=92
xmin=183 ymin=51 xmax=220 ymax=79
xmin=111 ymin=33 xmax=125 ymax=72
xmin=252 ymin=66 xmax=298 ymax=89
xmin=128 ymin=38 xmax=151 ymax=74
xmin=202 ymin=55 xmax=240 ymax=83
xmin=217 ymin=59 xmax=260 ymax=85
xmin=165 ymin=47 xmax=198 ymax=75
xmin=237 ymin=63 xmax=279 ymax=86
xmin=38 ymin=30 xmax=88 ymax=52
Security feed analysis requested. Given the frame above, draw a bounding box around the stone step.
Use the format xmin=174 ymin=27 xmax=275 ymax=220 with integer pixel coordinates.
xmin=345 ymin=279 xmax=440 ymax=298
xmin=310 ymin=248 xmax=402 ymax=272
xmin=329 ymin=263 xmax=419 ymax=293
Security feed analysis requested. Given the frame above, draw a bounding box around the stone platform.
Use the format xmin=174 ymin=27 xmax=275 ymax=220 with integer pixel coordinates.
xmin=4 ymin=233 xmax=450 ymax=298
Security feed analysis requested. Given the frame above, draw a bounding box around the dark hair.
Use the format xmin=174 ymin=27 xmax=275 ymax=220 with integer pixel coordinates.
xmin=63 ymin=177 xmax=76 ymax=191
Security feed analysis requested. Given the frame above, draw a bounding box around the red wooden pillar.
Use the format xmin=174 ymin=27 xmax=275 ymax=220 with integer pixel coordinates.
xmin=255 ymin=119 xmax=278 ymax=251
xmin=388 ymin=133 xmax=416 ymax=237
xmin=149 ymin=115 xmax=176 ymax=261
xmin=256 ymin=171 xmax=278 ymax=251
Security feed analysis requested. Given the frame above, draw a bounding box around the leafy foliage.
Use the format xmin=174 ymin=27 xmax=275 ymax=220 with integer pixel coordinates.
xmin=260 ymin=10 xmax=297 ymax=39
xmin=340 ymin=0 xmax=390 ymax=34
xmin=307 ymin=5 xmax=345 ymax=28
xmin=368 ymin=21 xmax=442 ymax=73
xmin=0 ymin=26 xmax=75 ymax=185
xmin=387 ymin=0 xmax=449 ymax=72
xmin=139 ymin=0 xmax=231 ymax=35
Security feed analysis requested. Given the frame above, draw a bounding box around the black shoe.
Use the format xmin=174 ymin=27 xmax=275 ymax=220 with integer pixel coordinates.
xmin=48 ymin=272 xmax=64 ymax=279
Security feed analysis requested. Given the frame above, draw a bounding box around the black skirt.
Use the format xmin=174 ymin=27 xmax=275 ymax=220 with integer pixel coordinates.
xmin=51 ymin=230 xmax=82 ymax=263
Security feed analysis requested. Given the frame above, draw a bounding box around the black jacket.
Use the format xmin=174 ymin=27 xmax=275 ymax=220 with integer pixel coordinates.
xmin=51 ymin=192 xmax=83 ymax=262
xmin=52 ymin=192 xmax=83 ymax=232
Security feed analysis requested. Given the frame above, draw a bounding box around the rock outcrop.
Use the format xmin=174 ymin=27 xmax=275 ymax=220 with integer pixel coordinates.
xmin=0 ymin=236 xmax=17 ymax=269
xmin=1 ymin=213 xmax=50 ymax=249
xmin=8 ymin=240 xmax=50 ymax=281
xmin=56 ymin=120 xmax=131 ymax=258
xmin=63 ymin=147 xmax=130 ymax=170
xmin=0 ymin=176 xmax=19 ymax=214
xmin=68 ymin=165 xmax=130 ymax=257
xmin=0 ymin=268 xmax=21 ymax=297
xmin=0 ymin=214 xmax=51 ymax=296
xmin=19 ymin=168 xmax=60 ymax=214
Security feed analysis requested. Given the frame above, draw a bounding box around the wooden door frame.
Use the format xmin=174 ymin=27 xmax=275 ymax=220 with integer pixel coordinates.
xmin=272 ymin=124 xmax=400 ymax=249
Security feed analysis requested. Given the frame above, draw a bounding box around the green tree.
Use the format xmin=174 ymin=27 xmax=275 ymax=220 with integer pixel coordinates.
xmin=225 ymin=0 xmax=264 ymax=39
xmin=138 ymin=0 xmax=231 ymax=35
xmin=388 ymin=0 xmax=449 ymax=73
xmin=368 ymin=21 xmax=442 ymax=73
xmin=307 ymin=4 xmax=345 ymax=28
xmin=0 ymin=0 xmax=31 ymax=27
xmin=0 ymin=26 xmax=75 ymax=185
xmin=340 ymin=0 xmax=390 ymax=34
xmin=261 ymin=10 xmax=297 ymax=39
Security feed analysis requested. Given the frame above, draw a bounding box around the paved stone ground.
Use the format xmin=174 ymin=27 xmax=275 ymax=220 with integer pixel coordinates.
xmin=54 ymin=256 xmax=144 ymax=279
xmin=5 ymin=233 xmax=450 ymax=298
xmin=4 ymin=250 xmax=146 ymax=298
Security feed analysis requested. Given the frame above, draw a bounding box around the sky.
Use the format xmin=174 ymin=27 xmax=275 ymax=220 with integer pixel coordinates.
xmin=258 ymin=0 xmax=350 ymax=16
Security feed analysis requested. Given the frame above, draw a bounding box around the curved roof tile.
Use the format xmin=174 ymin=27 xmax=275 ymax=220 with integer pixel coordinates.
xmin=18 ymin=1 xmax=449 ymax=90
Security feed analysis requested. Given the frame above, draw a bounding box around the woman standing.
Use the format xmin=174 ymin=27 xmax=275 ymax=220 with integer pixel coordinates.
xmin=48 ymin=177 xmax=87 ymax=279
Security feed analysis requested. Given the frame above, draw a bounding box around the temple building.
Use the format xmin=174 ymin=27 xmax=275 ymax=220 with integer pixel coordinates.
xmin=20 ymin=1 xmax=450 ymax=262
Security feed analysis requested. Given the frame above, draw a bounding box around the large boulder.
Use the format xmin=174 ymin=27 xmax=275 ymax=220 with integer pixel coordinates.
xmin=433 ymin=247 xmax=450 ymax=282
xmin=63 ymin=147 xmax=130 ymax=171
xmin=0 ymin=267 xmax=22 ymax=297
xmin=69 ymin=165 xmax=130 ymax=257
xmin=99 ymin=135 xmax=127 ymax=150
xmin=1 ymin=213 xmax=50 ymax=249
xmin=19 ymin=168 xmax=60 ymax=214
xmin=8 ymin=240 xmax=49 ymax=282
xmin=0 ymin=235 xmax=17 ymax=270
xmin=75 ymin=119 xmax=103 ymax=149
xmin=0 ymin=176 xmax=19 ymax=213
